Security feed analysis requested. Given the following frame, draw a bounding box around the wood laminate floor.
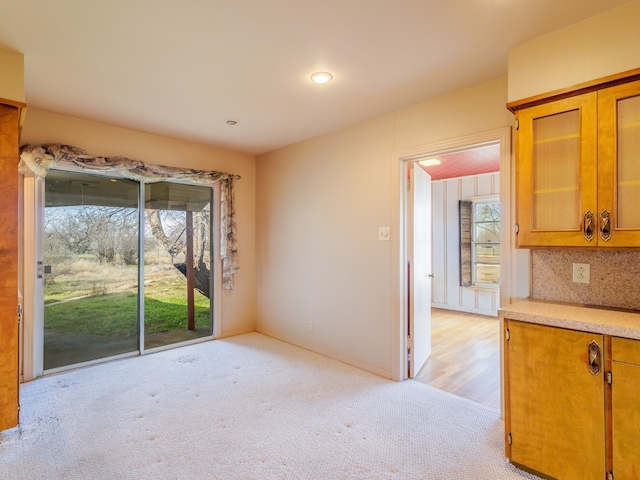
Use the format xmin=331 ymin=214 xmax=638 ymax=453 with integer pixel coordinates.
xmin=414 ymin=308 xmax=500 ymax=410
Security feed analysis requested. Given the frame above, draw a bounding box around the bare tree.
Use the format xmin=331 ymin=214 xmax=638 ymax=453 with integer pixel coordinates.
xmin=46 ymin=205 xmax=138 ymax=264
xmin=146 ymin=209 xmax=211 ymax=298
xmin=475 ymin=202 xmax=500 ymax=243
xmin=45 ymin=203 xmax=211 ymax=295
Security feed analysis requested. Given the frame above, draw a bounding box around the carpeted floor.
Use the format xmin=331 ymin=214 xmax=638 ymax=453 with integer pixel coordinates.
xmin=0 ymin=332 xmax=540 ymax=479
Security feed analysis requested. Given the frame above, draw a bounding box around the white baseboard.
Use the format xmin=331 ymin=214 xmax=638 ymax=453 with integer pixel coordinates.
xmin=216 ymin=325 xmax=255 ymax=339
xmin=256 ymin=326 xmax=394 ymax=381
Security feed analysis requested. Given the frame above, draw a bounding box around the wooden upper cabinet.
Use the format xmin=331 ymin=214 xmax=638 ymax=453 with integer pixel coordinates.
xmin=516 ymin=93 xmax=597 ymax=247
xmin=514 ymin=76 xmax=640 ymax=248
xmin=597 ymin=80 xmax=640 ymax=247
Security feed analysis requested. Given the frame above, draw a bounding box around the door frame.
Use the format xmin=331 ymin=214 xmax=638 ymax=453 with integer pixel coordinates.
xmin=390 ymin=127 xmax=512 ymax=408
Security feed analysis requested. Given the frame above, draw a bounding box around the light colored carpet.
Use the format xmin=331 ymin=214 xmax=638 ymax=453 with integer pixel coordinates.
xmin=0 ymin=332 xmax=540 ymax=479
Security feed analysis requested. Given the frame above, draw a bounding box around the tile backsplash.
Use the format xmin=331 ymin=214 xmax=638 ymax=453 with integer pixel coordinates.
xmin=531 ymin=249 xmax=640 ymax=311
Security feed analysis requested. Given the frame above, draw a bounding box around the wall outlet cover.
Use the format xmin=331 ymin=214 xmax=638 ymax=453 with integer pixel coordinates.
xmin=572 ymin=263 xmax=590 ymax=284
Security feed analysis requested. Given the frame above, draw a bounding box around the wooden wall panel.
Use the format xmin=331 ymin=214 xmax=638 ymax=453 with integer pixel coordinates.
xmin=431 ymin=172 xmax=500 ymax=316
xmin=0 ymin=104 xmax=19 ymax=431
xmin=431 ymin=181 xmax=446 ymax=304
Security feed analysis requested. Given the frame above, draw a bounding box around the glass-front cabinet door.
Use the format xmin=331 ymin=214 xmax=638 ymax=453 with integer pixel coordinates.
xmin=515 ymin=92 xmax=598 ymax=247
xmin=598 ymin=79 xmax=640 ymax=247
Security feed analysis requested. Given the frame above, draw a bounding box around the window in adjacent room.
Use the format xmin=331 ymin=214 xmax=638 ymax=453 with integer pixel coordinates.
xmin=459 ymin=196 xmax=500 ymax=288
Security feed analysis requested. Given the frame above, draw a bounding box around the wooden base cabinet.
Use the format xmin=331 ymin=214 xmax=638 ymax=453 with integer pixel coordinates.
xmin=505 ymin=320 xmax=606 ymax=480
xmin=611 ymin=338 xmax=640 ymax=480
xmin=505 ymin=320 xmax=640 ymax=479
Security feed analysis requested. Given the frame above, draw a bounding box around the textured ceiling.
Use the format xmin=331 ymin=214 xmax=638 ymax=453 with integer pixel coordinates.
xmin=0 ymin=0 xmax=634 ymax=155
xmin=417 ymin=144 xmax=500 ymax=181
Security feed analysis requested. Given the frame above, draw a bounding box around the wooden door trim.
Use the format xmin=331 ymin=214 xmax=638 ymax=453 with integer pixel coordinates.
xmin=0 ymin=104 xmax=20 ymax=431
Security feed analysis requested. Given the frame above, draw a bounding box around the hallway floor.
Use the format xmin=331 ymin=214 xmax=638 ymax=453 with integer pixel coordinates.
xmin=414 ymin=308 xmax=500 ymax=410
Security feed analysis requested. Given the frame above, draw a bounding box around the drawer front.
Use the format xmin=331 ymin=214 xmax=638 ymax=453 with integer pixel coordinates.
xmin=612 ymin=337 xmax=640 ymax=365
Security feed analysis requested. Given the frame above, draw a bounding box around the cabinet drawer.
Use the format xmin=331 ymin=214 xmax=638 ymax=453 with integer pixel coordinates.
xmin=612 ymin=337 xmax=640 ymax=365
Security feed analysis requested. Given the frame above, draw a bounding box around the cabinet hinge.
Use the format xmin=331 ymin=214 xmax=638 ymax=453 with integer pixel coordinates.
xmin=507 ymin=433 xmax=512 ymax=445
xmin=607 ymin=372 xmax=612 ymax=385
xmin=515 ymin=223 xmax=519 ymax=235
xmin=505 ymin=329 xmax=510 ymax=341
xmin=18 ymin=303 xmax=22 ymax=325
xmin=514 ymin=119 xmax=519 ymax=131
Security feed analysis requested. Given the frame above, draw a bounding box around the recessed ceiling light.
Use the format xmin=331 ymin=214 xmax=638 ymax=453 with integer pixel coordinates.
xmin=310 ymin=72 xmax=333 ymax=85
xmin=418 ymin=158 xmax=441 ymax=167
xmin=226 ymin=119 xmax=238 ymax=126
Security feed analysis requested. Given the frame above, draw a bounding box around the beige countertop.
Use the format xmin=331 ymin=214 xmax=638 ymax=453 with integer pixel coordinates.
xmin=499 ymin=299 xmax=640 ymax=340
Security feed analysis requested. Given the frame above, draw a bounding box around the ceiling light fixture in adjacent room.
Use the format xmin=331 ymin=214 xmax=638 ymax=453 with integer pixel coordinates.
xmin=310 ymin=72 xmax=333 ymax=85
xmin=226 ymin=119 xmax=238 ymax=126
xmin=418 ymin=158 xmax=441 ymax=167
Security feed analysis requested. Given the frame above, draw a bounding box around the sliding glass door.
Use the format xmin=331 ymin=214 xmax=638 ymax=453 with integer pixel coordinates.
xmin=44 ymin=171 xmax=139 ymax=369
xmin=43 ymin=171 xmax=214 ymax=370
xmin=143 ymin=182 xmax=213 ymax=349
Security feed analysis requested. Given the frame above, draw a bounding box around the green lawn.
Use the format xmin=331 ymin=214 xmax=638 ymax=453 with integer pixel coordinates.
xmin=44 ymin=273 xmax=210 ymax=337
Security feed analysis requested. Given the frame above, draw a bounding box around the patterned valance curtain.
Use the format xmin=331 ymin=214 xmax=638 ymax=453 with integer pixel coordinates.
xmin=20 ymin=143 xmax=239 ymax=291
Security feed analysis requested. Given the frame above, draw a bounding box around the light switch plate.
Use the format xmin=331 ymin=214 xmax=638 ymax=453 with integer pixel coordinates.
xmin=379 ymin=227 xmax=390 ymax=241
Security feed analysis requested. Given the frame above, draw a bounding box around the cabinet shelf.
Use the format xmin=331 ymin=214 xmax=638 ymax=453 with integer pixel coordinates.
xmin=618 ymin=120 xmax=640 ymax=129
xmin=533 ymin=132 xmax=579 ymax=145
xmin=533 ymin=186 xmax=579 ymax=195
xmin=619 ymin=179 xmax=640 ymax=187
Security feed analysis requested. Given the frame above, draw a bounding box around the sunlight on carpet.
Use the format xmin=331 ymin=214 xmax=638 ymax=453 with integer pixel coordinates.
xmin=0 ymin=333 xmax=540 ymax=479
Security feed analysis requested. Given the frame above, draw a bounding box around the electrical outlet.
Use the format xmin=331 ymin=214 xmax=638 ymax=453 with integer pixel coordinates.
xmin=572 ymin=263 xmax=590 ymax=284
xmin=307 ymin=321 xmax=313 ymax=332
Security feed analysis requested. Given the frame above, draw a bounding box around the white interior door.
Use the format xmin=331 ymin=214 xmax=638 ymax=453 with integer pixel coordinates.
xmin=408 ymin=164 xmax=432 ymax=378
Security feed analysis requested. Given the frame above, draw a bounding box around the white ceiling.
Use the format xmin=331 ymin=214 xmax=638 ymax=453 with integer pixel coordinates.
xmin=0 ymin=0 xmax=634 ymax=155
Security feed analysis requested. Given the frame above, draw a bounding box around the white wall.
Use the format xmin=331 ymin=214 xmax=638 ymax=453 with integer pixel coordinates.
xmin=508 ymin=0 xmax=640 ymax=102
xmin=431 ymin=173 xmax=500 ymax=316
xmin=20 ymin=108 xmax=257 ymax=338
xmin=256 ymin=77 xmax=517 ymax=378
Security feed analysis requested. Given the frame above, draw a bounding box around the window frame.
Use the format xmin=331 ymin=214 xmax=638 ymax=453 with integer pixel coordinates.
xmin=470 ymin=195 xmax=500 ymax=289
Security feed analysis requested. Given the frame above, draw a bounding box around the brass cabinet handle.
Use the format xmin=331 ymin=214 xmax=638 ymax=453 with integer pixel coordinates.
xmin=600 ymin=209 xmax=612 ymax=242
xmin=583 ymin=211 xmax=594 ymax=241
xmin=588 ymin=341 xmax=601 ymax=375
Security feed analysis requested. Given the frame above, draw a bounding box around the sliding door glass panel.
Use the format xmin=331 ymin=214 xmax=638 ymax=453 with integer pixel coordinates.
xmin=44 ymin=171 xmax=139 ymax=369
xmin=144 ymin=182 xmax=213 ymax=349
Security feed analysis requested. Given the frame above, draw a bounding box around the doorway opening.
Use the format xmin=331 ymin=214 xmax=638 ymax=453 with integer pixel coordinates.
xmin=391 ymin=127 xmax=511 ymax=414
